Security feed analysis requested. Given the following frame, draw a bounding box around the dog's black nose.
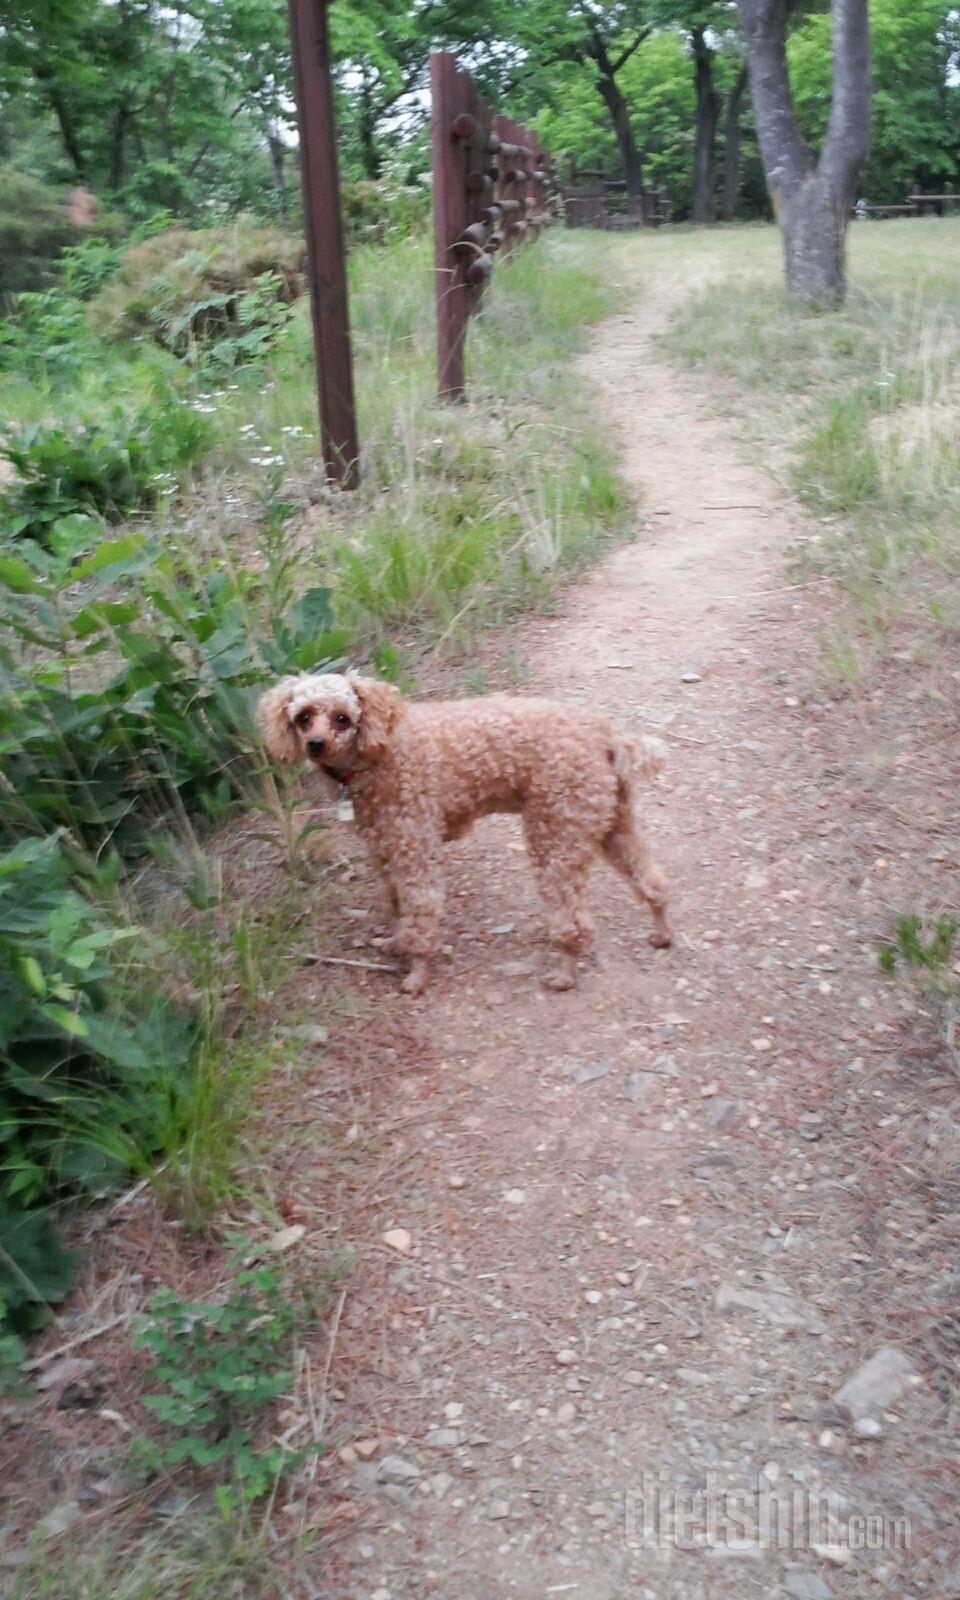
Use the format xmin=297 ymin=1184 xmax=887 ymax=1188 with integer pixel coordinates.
xmin=307 ymin=738 xmax=326 ymax=755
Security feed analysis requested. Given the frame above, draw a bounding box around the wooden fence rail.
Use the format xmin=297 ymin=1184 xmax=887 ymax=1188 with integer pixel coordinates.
xmin=430 ymin=52 xmax=554 ymax=400
xmin=854 ymin=186 xmax=960 ymax=220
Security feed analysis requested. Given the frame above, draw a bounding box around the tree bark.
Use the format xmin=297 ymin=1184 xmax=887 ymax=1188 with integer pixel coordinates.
xmin=720 ymin=61 xmax=749 ymax=220
xmin=691 ymin=27 xmax=721 ymax=224
xmin=595 ymin=68 xmax=647 ymax=206
xmin=737 ymin=0 xmax=871 ymax=303
xmin=358 ymin=76 xmax=382 ymax=179
xmin=38 ymin=76 xmax=86 ymax=178
xmin=267 ymin=124 xmax=287 ymax=209
xmin=109 ymin=104 xmax=129 ymax=191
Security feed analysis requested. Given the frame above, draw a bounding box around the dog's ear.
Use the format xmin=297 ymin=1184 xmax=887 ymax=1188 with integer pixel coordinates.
xmin=351 ymin=676 xmax=403 ymax=762
xmin=255 ymin=679 xmax=303 ymax=765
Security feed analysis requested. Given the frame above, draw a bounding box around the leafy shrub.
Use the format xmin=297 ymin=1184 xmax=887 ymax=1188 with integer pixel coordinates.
xmin=0 ymin=167 xmax=79 ymax=295
xmin=177 ymin=270 xmax=296 ymax=371
xmin=341 ymin=176 xmax=431 ymax=244
xmin=0 ymin=288 xmax=95 ymax=384
xmin=0 ymin=536 xmax=345 ymax=858
xmin=0 ymin=395 xmax=210 ymax=547
xmin=132 ymin=1260 xmax=314 ymax=1503
xmin=0 ymin=834 xmax=197 ymax=1340
xmin=59 ymin=235 xmax=126 ymax=301
xmin=88 ymin=222 xmax=306 ymax=357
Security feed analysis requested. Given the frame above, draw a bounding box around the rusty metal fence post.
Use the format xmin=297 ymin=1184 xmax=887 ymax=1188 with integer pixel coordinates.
xmin=431 ymin=52 xmax=554 ymax=402
xmin=287 ymin=0 xmax=360 ymax=487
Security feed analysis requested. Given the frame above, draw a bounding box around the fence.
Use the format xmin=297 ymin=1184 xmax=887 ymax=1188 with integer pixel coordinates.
xmin=286 ymin=0 xmax=359 ymax=488
xmin=562 ymin=160 xmax=670 ymax=230
xmin=430 ymin=52 xmax=555 ymax=400
xmin=854 ymin=186 xmax=960 ymax=220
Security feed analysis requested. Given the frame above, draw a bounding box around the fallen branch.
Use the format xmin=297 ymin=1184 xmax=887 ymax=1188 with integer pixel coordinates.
xmin=23 ymin=1311 xmax=131 ymax=1371
xmin=304 ymin=952 xmax=399 ymax=973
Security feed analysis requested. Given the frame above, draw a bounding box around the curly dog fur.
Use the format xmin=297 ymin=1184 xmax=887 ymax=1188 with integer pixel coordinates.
xmin=257 ymin=673 xmax=671 ymax=993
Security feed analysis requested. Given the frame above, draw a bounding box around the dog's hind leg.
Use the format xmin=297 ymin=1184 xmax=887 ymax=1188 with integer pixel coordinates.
xmin=601 ymin=807 xmax=671 ymax=949
xmin=524 ymin=818 xmax=595 ymax=990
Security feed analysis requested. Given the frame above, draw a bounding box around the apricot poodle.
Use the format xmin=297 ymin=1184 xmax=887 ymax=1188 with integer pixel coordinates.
xmin=257 ymin=673 xmax=671 ymax=994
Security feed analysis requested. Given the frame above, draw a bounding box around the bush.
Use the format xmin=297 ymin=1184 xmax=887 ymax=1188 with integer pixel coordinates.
xmin=59 ymin=235 xmax=127 ymax=301
xmin=132 ymin=1259 xmax=315 ymax=1503
xmin=0 ymin=288 xmax=94 ymax=385
xmin=88 ymin=222 xmax=306 ymax=358
xmin=0 ymin=536 xmax=345 ymax=859
xmin=0 ymin=394 xmax=211 ymax=547
xmin=0 ymin=833 xmax=197 ymax=1341
xmin=0 ymin=167 xmax=79 ymax=295
xmin=341 ymin=176 xmax=431 ymax=244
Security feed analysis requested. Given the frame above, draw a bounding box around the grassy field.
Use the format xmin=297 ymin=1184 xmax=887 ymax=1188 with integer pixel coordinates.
xmin=659 ymin=217 xmax=960 ymax=676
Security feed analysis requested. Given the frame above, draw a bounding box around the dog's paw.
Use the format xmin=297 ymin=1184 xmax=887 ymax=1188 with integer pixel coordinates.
xmin=648 ymin=930 xmax=672 ymax=949
xmin=542 ymin=955 xmax=577 ymax=991
xmin=401 ymin=960 xmax=428 ymax=996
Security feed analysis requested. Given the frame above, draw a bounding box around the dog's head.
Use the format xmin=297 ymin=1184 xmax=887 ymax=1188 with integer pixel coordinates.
xmin=256 ymin=672 xmax=403 ymax=779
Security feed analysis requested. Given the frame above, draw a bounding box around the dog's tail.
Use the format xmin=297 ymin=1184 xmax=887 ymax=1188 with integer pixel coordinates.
xmin=611 ymin=733 xmax=667 ymax=799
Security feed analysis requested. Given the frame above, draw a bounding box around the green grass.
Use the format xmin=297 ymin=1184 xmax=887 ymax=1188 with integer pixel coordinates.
xmin=161 ymin=232 xmax=630 ymax=647
xmin=6 ymin=1507 xmax=289 ymax=1600
xmin=658 ymin=218 xmax=960 ymax=646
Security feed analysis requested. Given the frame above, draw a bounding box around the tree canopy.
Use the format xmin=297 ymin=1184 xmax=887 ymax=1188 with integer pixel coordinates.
xmin=0 ymin=0 xmax=957 ymax=230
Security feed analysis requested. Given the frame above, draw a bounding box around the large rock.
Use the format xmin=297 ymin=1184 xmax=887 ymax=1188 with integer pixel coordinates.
xmin=375 ymin=1455 xmax=421 ymax=1484
xmin=716 ymin=1276 xmax=826 ymax=1335
xmin=832 ymin=1345 xmax=918 ymax=1417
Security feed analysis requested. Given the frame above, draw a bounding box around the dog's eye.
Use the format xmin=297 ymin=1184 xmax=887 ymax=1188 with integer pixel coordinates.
xmin=334 ymin=713 xmax=351 ymax=728
xmin=294 ymin=709 xmax=312 ymax=729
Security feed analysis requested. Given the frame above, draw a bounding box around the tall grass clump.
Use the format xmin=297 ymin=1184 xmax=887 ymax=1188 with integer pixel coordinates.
xmin=192 ymin=233 xmax=631 ymax=645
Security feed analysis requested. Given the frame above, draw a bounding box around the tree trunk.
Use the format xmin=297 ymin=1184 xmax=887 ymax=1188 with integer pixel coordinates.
xmin=779 ymin=172 xmax=849 ymax=300
xmin=596 ymin=71 xmax=646 ymax=207
xmin=43 ymin=81 xmax=86 ymax=178
xmin=720 ymin=62 xmax=748 ymax=220
xmin=737 ymin=0 xmax=871 ymax=304
xmin=585 ymin=27 xmax=648 ymax=210
xmin=358 ymin=78 xmax=382 ymax=179
xmin=267 ymin=124 xmax=287 ymax=210
xmin=691 ymin=28 xmax=720 ymax=224
xmin=109 ymin=105 xmax=128 ymax=191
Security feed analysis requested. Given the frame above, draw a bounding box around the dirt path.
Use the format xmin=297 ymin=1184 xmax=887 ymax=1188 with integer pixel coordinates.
xmin=306 ymin=252 xmax=954 ymax=1599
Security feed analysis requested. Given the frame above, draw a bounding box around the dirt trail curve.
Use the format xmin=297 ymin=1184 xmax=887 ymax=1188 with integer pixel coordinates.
xmin=308 ymin=252 xmax=954 ymax=1599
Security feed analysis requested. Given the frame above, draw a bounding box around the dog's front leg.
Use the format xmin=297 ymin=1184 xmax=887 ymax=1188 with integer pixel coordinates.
xmin=391 ymin=863 xmax=445 ymax=995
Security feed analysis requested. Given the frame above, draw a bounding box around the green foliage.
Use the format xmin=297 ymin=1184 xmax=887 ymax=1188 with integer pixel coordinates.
xmin=1 ymin=396 xmax=210 ymax=546
xmin=132 ymin=1260 xmax=314 ymax=1503
xmin=340 ymin=175 xmax=431 ymax=243
xmin=0 ymin=536 xmax=344 ymax=857
xmin=879 ymin=915 xmax=957 ymax=978
xmin=533 ymin=29 xmax=699 ymax=212
xmin=0 ymin=289 xmax=94 ymax=386
xmin=0 ymin=833 xmax=197 ymax=1339
xmin=0 ymin=167 xmax=78 ymax=294
xmin=788 ymin=0 xmax=960 ymax=203
xmin=59 ymin=234 xmax=126 ymax=300
xmin=0 ymin=0 xmax=291 ymax=221
xmin=88 ymin=224 xmax=305 ymax=356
